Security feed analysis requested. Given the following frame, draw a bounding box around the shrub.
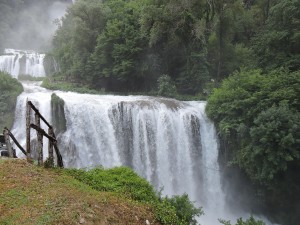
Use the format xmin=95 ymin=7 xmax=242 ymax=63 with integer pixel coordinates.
xmin=164 ymin=194 xmax=204 ymax=225
xmin=64 ymin=166 xmax=202 ymax=224
xmin=65 ymin=167 xmax=158 ymax=202
xmin=157 ymin=74 xmax=178 ymax=98
xmin=219 ymin=216 xmax=265 ymax=225
xmin=0 ymin=71 xmax=23 ymax=128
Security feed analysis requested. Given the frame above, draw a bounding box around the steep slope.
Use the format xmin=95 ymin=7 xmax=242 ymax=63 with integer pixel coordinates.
xmin=0 ymin=159 xmax=158 ymax=225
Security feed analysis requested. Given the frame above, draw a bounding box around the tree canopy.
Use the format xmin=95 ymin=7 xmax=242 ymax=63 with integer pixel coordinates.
xmin=207 ymin=69 xmax=300 ymax=185
xmin=50 ymin=0 xmax=299 ymax=96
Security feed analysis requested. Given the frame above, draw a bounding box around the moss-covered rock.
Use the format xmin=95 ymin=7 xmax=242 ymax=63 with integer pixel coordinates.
xmin=51 ymin=93 xmax=66 ymax=134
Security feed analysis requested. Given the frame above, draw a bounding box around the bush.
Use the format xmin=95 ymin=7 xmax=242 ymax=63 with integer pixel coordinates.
xmin=0 ymin=71 xmax=23 ymax=128
xmin=65 ymin=167 xmax=158 ymax=202
xmin=219 ymin=216 xmax=265 ymax=225
xmin=164 ymin=194 xmax=204 ymax=225
xmin=64 ymin=166 xmax=202 ymax=224
xmin=157 ymin=74 xmax=178 ymax=98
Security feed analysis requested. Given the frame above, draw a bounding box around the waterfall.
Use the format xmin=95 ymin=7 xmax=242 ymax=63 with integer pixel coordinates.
xmin=56 ymin=93 xmax=216 ymax=201
xmin=0 ymin=49 xmax=46 ymax=78
xmin=11 ymin=82 xmax=52 ymax=159
xmin=11 ymin=82 xmax=276 ymax=224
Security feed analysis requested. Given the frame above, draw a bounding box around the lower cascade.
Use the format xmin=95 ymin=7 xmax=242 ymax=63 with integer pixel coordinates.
xmin=0 ymin=49 xmax=46 ymax=78
xmin=12 ymin=82 xmax=275 ymax=224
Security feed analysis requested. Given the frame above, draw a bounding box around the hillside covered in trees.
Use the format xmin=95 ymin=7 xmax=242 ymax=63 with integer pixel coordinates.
xmin=49 ymin=0 xmax=299 ymax=95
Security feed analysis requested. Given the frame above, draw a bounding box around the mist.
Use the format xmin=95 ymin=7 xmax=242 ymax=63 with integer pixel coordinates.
xmin=2 ymin=0 xmax=72 ymax=52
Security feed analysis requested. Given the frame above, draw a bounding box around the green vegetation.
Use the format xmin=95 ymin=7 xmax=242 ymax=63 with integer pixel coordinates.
xmin=49 ymin=0 xmax=300 ymax=97
xmin=0 ymin=159 xmax=158 ymax=225
xmin=206 ymin=69 xmax=300 ymax=224
xmin=18 ymin=75 xmax=45 ymax=81
xmin=44 ymin=54 xmax=59 ymax=76
xmin=0 ymin=71 xmax=23 ymax=129
xmin=207 ymin=69 xmax=299 ymax=184
xmin=201 ymin=1 xmax=300 ymax=224
xmin=252 ymin=0 xmax=300 ymax=71
xmin=164 ymin=194 xmax=203 ymax=225
xmin=42 ymin=77 xmax=101 ymax=94
xmin=219 ymin=216 xmax=265 ymax=225
xmin=65 ymin=166 xmax=203 ymax=225
xmin=0 ymin=159 xmax=203 ymax=225
xmin=0 ymin=159 xmax=269 ymax=225
xmin=48 ymin=0 xmax=248 ymax=95
xmin=65 ymin=167 xmax=159 ymax=202
xmin=157 ymin=74 xmax=178 ymax=98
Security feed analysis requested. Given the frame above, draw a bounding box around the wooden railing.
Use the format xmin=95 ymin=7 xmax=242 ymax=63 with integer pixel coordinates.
xmin=26 ymin=101 xmax=63 ymax=167
xmin=3 ymin=127 xmax=26 ymax=158
xmin=2 ymin=101 xmax=63 ymax=168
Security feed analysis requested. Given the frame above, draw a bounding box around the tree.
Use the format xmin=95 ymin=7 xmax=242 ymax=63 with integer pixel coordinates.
xmin=206 ymin=69 xmax=300 ymax=185
xmin=243 ymin=103 xmax=300 ymax=183
xmin=141 ymin=0 xmax=211 ymax=94
xmin=87 ymin=0 xmax=149 ymax=91
xmin=207 ymin=0 xmax=260 ymax=81
xmin=252 ymin=0 xmax=300 ymax=71
xmin=207 ymin=68 xmax=300 ymax=225
xmin=52 ymin=0 xmax=107 ymax=83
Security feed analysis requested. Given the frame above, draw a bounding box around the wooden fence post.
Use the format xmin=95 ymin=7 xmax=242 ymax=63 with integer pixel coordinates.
xmin=26 ymin=101 xmax=31 ymax=161
xmin=3 ymin=129 xmax=13 ymax=158
xmin=24 ymin=101 xmax=63 ymax=167
xmin=4 ymin=127 xmax=26 ymax=157
xmin=48 ymin=127 xmax=54 ymax=167
xmin=52 ymin=133 xmax=63 ymax=168
xmin=35 ymin=112 xmax=43 ymax=165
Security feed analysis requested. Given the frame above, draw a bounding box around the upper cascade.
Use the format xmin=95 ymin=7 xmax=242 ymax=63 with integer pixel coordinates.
xmin=0 ymin=48 xmax=46 ymax=78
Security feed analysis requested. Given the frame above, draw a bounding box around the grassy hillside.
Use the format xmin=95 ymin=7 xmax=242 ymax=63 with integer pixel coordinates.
xmin=0 ymin=159 xmax=159 ymax=225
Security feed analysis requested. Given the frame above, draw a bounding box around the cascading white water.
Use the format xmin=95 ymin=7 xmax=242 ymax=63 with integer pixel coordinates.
xmin=11 ymin=82 xmax=276 ymax=225
xmin=56 ymin=92 xmax=217 ymax=204
xmin=11 ymin=82 xmax=52 ymax=159
xmin=11 ymin=82 xmax=227 ymax=222
xmin=0 ymin=49 xmax=46 ymax=78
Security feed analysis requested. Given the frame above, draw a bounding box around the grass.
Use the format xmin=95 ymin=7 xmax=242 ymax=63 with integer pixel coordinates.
xmin=0 ymin=159 xmax=159 ymax=225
